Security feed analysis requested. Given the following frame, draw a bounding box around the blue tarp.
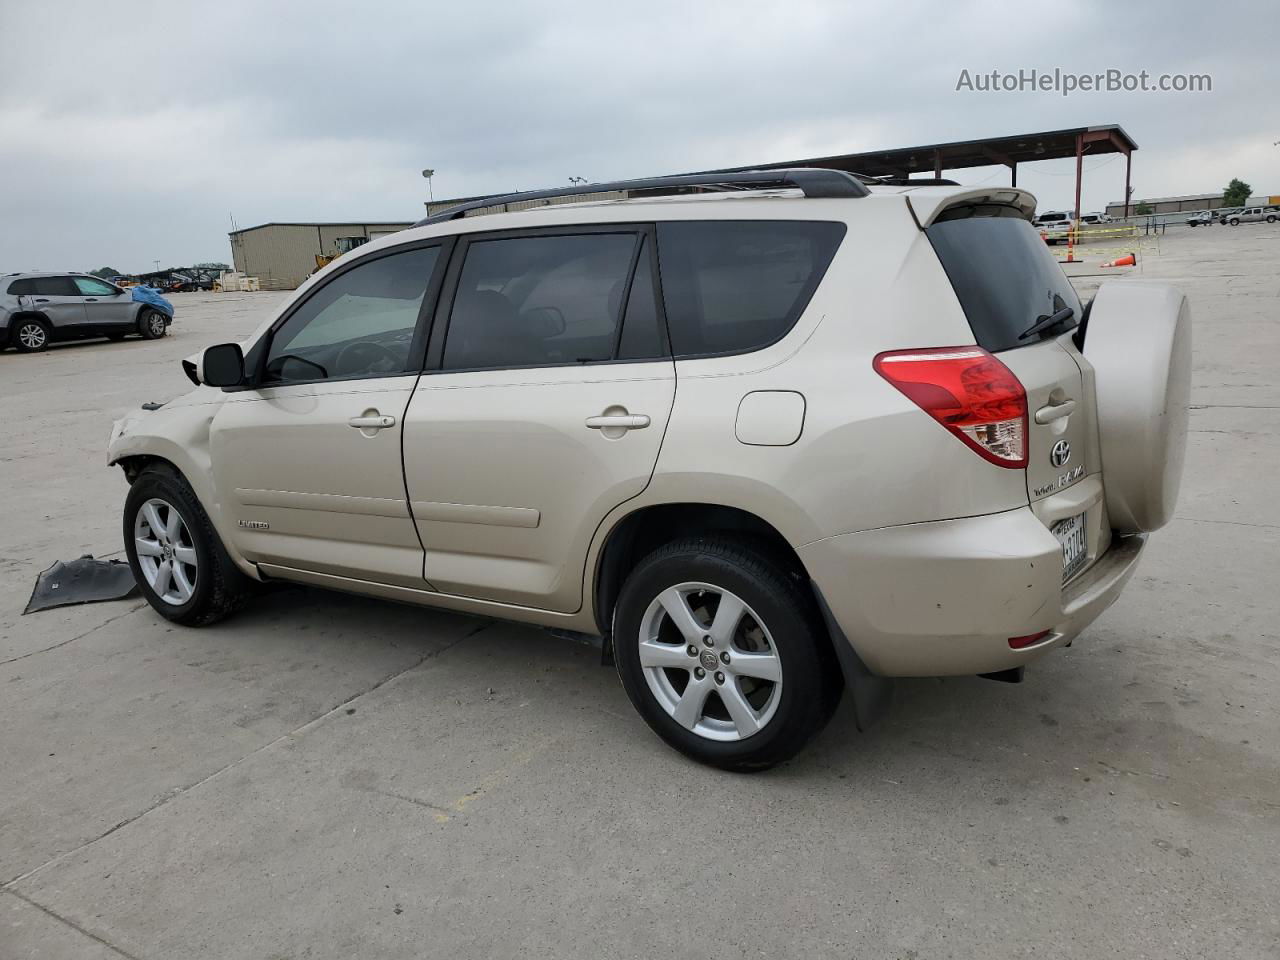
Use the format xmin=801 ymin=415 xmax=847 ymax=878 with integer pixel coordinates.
xmin=131 ymin=285 xmax=174 ymax=318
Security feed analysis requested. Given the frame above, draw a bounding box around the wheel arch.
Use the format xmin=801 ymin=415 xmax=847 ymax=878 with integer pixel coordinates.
xmin=7 ymin=311 xmax=52 ymax=343
xmin=591 ymin=502 xmax=810 ymax=638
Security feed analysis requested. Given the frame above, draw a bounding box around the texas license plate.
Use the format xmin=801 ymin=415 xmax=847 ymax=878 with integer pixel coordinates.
xmin=1053 ymin=512 xmax=1088 ymax=582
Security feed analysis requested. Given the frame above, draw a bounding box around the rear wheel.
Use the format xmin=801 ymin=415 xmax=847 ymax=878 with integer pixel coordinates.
xmin=124 ymin=465 xmax=251 ymax=625
xmin=613 ymin=537 xmax=841 ymax=771
xmin=14 ymin=318 xmax=51 ymax=353
xmin=138 ymin=308 xmax=168 ymax=339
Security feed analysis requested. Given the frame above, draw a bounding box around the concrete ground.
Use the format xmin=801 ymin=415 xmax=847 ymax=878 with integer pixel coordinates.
xmin=2 ymin=224 xmax=1277 ymax=959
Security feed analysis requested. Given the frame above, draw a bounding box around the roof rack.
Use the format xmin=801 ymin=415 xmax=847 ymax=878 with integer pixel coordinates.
xmin=867 ymin=176 xmax=961 ymax=186
xmin=413 ymin=168 xmax=870 ymax=227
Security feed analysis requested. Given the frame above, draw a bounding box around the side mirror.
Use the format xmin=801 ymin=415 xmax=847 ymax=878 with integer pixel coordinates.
xmin=201 ymin=343 xmax=245 ymax=387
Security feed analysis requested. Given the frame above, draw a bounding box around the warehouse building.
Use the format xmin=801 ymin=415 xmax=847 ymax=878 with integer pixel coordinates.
xmin=228 ymin=221 xmax=413 ymax=289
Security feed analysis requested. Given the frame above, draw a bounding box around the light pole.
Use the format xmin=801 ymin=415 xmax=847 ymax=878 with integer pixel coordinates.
xmin=421 ymin=168 xmax=435 ymax=203
xmin=569 ymin=176 xmax=588 ymax=186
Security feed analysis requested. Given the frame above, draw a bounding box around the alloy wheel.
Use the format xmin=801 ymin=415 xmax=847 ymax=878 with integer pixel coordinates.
xmin=148 ymin=313 xmax=166 ymax=336
xmin=133 ymin=498 xmax=198 ymax=605
xmin=18 ymin=323 xmax=46 ymax=349
xmin=637 ymin=582 xmax=783 ymax=742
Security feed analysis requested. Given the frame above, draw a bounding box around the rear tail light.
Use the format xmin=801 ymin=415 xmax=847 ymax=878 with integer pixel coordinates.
xmin=873 ymin=347 xmax=1028 ymax=468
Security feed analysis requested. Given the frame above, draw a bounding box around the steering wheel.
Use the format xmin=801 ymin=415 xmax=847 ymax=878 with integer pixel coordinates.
xmin=333 ymin=340 xmax=400 ymax=377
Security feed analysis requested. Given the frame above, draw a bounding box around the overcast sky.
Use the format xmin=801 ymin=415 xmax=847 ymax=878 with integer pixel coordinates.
xmin=2 ymin=0 xmax=1276 ymax=272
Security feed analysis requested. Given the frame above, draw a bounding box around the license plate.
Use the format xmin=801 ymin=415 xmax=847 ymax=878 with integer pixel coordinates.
xmin=1053 ymin=512 xmax=1088 ymax=582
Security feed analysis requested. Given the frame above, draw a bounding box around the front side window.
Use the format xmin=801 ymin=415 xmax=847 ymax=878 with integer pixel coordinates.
xmin=442 ymin=232 xmax=639 ymax=371
xmin=73 ymin=276 xmax=119 ymax=296
xmin=263 ymin=246 xmax=439 ymax=383
xmin=656 ymin=221 xmax=845 ymax=357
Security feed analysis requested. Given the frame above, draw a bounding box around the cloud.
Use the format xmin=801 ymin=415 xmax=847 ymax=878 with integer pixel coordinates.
xmin=1 ymin=0 xmax=1276 ymax=270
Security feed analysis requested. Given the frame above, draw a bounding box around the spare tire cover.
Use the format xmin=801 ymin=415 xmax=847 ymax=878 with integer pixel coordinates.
xmin=1085 ymin=281 xmax=1191 ymax=533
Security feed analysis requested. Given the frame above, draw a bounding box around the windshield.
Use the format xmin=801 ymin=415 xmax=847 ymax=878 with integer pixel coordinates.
xmin=926 ymin=207 xmax=1083 ymax=352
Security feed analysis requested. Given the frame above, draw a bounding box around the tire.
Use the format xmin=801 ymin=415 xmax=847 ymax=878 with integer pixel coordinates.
xmin=123 ymin=464 xmax=252 ymax=626
xmin=138 ymin=308 xmax=168 ymax=339
xmin=13 ymin=317 xmax=51 ymax=353
xmin=1229 ymin=218 xmax=1240 ymax=226
xmin=1268 ymin=215 xmax=1277 ymax=223
xmin=613 ymin=537 xmax=842 ymax=771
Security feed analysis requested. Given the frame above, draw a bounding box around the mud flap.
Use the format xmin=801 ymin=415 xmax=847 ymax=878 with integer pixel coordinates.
xmin=811 ymin=582 xmax=893 ymax=731
xmin=23 ymin=556 xmax=138 ymax=615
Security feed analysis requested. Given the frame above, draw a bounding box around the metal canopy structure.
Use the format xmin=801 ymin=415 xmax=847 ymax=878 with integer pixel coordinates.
xmin=704 ymin=124 xmax=1139 ymax=218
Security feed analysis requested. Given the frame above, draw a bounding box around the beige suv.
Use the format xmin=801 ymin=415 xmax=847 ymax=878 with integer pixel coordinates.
xmin=109 ymin=170 xmax=1190 ymax=770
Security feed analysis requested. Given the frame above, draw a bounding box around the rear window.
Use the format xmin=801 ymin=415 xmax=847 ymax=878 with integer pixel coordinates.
xmin=1037 ymin=212 xmax=1068 ymax=223
xmin=656 ymin=221 xmax=845 ymax=357
xmin=927 ymin=207 xmax=1082 ymax=353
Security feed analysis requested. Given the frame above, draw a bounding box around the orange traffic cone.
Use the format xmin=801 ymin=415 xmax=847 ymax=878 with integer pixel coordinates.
xmin=1100 ymin=252 xmax=1136 ymax=268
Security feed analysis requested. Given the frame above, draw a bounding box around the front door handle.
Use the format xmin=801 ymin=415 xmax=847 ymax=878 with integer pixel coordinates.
xmin=585 ymin=414 xmax=650 ymax=430
xmin=1034 ymin=398 xmax=1077 ymax=424
xmin=348 ymin=414 xmax=396 ymax=430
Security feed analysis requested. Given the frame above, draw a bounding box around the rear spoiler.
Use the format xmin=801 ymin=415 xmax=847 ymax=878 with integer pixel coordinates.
xmin=905 ymin=187 xmax=1037 ymax=227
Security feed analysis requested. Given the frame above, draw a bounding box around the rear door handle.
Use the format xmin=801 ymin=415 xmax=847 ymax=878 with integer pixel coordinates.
xmin=348 ymin=414 xmax=396 ymax=430
xmin=585 ymin=414 xmax=650 ymax=430
xmin=1034 ymin=399 xmax=1077 ymax=424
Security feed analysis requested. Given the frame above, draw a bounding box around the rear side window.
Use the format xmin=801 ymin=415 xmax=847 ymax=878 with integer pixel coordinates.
xmin=656 ymin=221 xmax=845 ymax=357
xmin=29 ymin=276 xmax=79 ymax=296
xmin=927 ymin=209 xmax=1082 ymax=353
xmin=443 ymin=232 xmax=639 ymax=370
xmin=7 ymin=278 xmax=36 ymax=295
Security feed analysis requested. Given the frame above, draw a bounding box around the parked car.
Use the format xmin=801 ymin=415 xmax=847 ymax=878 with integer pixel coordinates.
xmin=1032 ymin=210 xmax=1074 ymax=244
xmin=1225 ymin=206 xmax=1279 ymax=225
xmin=1187 ymin=211 xmax=1215 ymax=227
xmin=107 ymin=170 xmax=1190 ymax=770
xmin=1 ymin=273 xmax=173 ymax=352
xmin=1215 ymin=207 xmax=1244 ymax=224
xmin=1078 ymin=212 xmax=1112 ymax=226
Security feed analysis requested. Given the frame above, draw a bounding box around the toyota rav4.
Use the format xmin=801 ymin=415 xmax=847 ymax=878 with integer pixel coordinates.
xmin=108 ymin=170 xmax=1190 ymax=770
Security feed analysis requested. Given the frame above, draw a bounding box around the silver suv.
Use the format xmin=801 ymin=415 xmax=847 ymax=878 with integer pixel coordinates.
xmin=107 ymin=170 xmax=1190 ymax=770
xmin=1 ymin=272 xmax=172 ymax=352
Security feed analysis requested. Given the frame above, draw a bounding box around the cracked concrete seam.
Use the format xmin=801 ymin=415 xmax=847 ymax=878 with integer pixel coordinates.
xmin=0 ymin=602 xmax=148 ymax=667
xmin=2 ymin=620 xmax=494 ymax=890
xmin=2 ymin=887 xmax=143 ymax=960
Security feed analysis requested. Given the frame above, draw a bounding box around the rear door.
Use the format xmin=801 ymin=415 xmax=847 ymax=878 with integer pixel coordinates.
xmin=402 ymin=224 xmax=674 ymax=612
xmin=30 ymin=276 xmax=87 ymax=330
xmin=926 ymin=207 xmax=1097 ymax=577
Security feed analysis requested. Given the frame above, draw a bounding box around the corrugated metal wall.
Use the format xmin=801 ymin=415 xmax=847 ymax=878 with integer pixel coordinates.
xmin=229 ymin=223 xmax=412 ymax=289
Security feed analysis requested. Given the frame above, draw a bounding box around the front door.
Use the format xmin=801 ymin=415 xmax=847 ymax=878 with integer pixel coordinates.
xmin=403 ymin=226 xmax=675 ymax=613
xmin=73 ymin=275 xmax=136 ymax=328
xmin=210 ymin=242 xmax=447 ymax=587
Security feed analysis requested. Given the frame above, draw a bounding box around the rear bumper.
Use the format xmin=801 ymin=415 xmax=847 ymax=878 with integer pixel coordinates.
xmin=800 ymin=508 xmax=1146 ymax=677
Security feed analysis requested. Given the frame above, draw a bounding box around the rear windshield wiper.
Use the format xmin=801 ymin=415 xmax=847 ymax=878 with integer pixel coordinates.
xmin=1018 ymin=305 xmax=1075 ymax=341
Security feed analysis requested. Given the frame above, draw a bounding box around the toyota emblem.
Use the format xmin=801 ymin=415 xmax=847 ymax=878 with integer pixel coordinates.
xmin=1050 ymin=439 xmax=1072 ymax=468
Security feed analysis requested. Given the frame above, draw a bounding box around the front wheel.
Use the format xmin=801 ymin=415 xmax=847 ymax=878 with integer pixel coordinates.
xmin=138 ymin=308 xmax=168 ymax=339
xmin=1229 ymin=218 xmax=1240 ymax=226
xmin=1268 ymin=215 xmax=1277 ymax=223
xmin=613 ymin=538 xmax=841 ymax=771
xmin=124 ymin=465 xmax=251 ymax=625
